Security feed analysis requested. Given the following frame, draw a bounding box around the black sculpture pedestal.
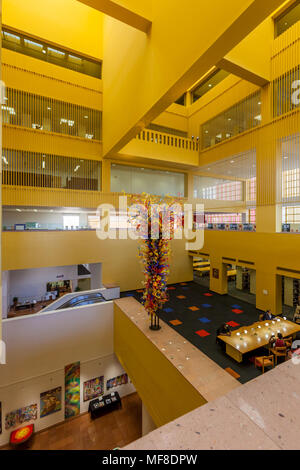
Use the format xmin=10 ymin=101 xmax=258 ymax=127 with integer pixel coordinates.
xmin=150 ymin=313 xmax=161 ymax=331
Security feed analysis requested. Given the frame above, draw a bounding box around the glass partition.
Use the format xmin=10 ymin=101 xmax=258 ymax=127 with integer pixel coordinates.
xmin=111 ymin=164 xmax=185 ymax=197
xmin=2 ymin=88 xmax=102 ymax=140
xmin=194 ymin=176 xmax=243 ymax=201
xmin=2 ymin=149 xmax=101 ymax=191
xmin=275 ymin=1 xmax=300 ymax=38
xmin=201 ymin=92 xmax=261 ymax=149
xmin=273 ymin=66 xmax=300 ymax=117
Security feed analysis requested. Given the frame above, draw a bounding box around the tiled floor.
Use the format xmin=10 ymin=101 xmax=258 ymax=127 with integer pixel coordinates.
xmin=1 ymin=393 xmax=142 ymax=451
xmin=121 ymin=282 xmax=299 ymax=384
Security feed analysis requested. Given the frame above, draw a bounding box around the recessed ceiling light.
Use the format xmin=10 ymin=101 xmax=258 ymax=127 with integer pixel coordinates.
xmin=47 ymin=107 xmax=51 ymax=111
xmin=228 ymin=118 xmax=232 ymax=121
xmin=84 ymin=115 xmax=88 ymax=119
xmin=16 ymin=209 xmax=22 ymax=212
xmin=230 ymin=160 xmax=235 ymax=163
xmin=34 ymin=209 xmax=38 ymax=212
xmin=208 ymin=84 xmax=212 ymax=88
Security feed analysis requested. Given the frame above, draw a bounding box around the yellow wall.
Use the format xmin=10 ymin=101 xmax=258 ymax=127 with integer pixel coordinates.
xmin=198 ymin=230 xmax=300 ymax=314
xmin=2 ymin=0 xmax=103 ymax=59
xmin=2 ymin=232 xmax=193 ymax=292
xmin=114 ymin=301 xmax=207 ymax=427
xmin=119 ymin=136 xmax=199 ymax=169
xmin=2 ymin=50 xmax=102 ymax=109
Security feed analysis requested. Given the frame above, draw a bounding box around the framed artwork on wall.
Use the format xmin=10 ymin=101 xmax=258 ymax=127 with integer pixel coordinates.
xmin=40 ymin=386 xmax=62 ymax=418
xmin=83 ymin=376 xmax=104 ymax=402
xmin=107 ymin=373 xmax=128 ymax=390
xmin=65 ymin=362 xmax=80 ymax=419
xmin=5 ymin=404 xmax=37 ymax=430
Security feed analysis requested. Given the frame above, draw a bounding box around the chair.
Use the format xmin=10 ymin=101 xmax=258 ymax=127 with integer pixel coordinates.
xmin=259 ymin=314 xmax=264 ymax=322
xmin=255 ymin=355 xmax=274 ymax=374
xmin=284 ymin=337 xmax=293 ymax=350
xmin=270 ymin=346 xmax=287 ymax=365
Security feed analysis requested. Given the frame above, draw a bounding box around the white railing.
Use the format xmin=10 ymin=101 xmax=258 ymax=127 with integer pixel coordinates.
xmin=136 ymin=129 xmax=199 ymax=151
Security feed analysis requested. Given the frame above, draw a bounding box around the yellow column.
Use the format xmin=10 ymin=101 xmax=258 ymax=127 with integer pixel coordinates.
xmin=256 ymin=125 xmax=282 ymax=233
xmin=209 ymin=256 xmax=227 ymax=295
xmin=102 ymin=159 xmax=111 ymax=193
xmin=186 ymin=172 xmax=194 ymax=201
xmin=256 ymin=269 xmax=282 ymax=315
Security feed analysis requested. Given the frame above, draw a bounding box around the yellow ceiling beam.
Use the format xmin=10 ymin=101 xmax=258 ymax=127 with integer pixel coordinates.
xmin=77 ymin=0 xmax=152 ymax=33
xmin=217 ymin=58 xmax=269 ymax=87
xmin=217 ymin=16 xmax=275 ymax=87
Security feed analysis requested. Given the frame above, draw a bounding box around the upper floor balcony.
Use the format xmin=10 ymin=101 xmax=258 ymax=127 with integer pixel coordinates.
xmin=118 ymin=129 xmax=200 ymax=169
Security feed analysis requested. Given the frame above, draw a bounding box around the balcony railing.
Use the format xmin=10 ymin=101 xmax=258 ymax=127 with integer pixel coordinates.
xmin=136 ymin=129 xmax=199 ymax=151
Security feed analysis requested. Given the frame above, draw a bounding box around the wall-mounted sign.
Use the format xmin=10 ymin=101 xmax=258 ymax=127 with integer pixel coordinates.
xmin=56 ymin=275 xmax=64 ymax=279
xmin=212 ymin=268 xmax=219 ymax=279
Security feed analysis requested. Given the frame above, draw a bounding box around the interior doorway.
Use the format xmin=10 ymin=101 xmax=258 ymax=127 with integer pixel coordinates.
xmin=228 ymin=265 xmax=256 ymax=306
xmin=193 ymin=256 xmax=210 ymax=288
xmin=281 ymin=275 xmax=300 ymax=320
xmin=77 ymin=278 xmax=91 ymax=292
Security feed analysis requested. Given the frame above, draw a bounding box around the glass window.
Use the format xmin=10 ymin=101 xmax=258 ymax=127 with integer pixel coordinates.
xmin=201 ymin=92 xmax=261 ymax=149
xmin=205 ymin=213 xmax=243 ymax=224
xmin=1 ymin=27 xmax=102 ymax=79
xmin=2 ymin=150 xmax=101 ymax=191
xmin=194 ymin=176 xmax=243 ymax=201
xmin=282 ymin=134 xmax=300 ymax=202
xmin=273 ymin=66 xmax=300 ymax=117
xmin=111 ymin=164 xmax=185 ymax=197
xmin=175 ymin=94 xmax=186 ymax=106
xmin=2 ymin=88 xmax=102 ymax=140
xmin=192 ymin=69 xmax=230 ymax=103
xmin=247 ymin=177 xmax=257 ymax=202
xmin=63 ymin=215 xmax=80 ymax=230
xmin=275 ymin=1 xmax=300 ymax=38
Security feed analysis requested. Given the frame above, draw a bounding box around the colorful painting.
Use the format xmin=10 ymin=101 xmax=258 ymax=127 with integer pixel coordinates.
xmin=40 ymin=386 xmax=62 ymax=418
xmin=83 ymin=376 xmax=104 ymax=402
xmin=64 ymin=362 xmax=80 ymax=419
xmin=107 ymin=373 xmax=128 ymax=390
xmin=5 ymin=404 xmax=37 ymax=430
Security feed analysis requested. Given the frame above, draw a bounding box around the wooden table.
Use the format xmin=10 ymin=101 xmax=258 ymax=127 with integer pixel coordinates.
xmin=193 ymin=262 xmax=210 ymax=268
xmin=218 ymin=318 xmax=300 ymax=363
xmin=194 ymin=266 xmax=210 ymax=275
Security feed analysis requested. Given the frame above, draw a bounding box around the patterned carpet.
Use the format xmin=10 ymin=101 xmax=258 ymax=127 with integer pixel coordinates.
xmin=121 ymin=281 xmax=273 ymax=384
